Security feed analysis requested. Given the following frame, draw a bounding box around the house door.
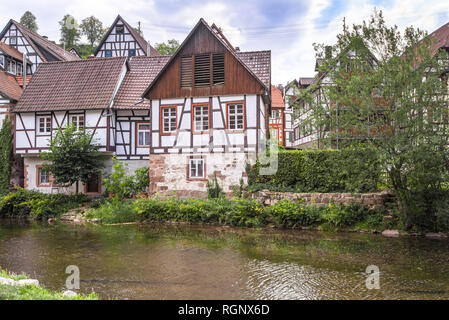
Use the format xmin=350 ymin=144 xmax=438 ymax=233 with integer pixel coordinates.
xmin=86 ymin=174 xmax=101 ymax=194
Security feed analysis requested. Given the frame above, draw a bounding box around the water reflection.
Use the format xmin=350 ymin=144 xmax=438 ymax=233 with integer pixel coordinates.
xmin=0 ymin=219 xmax=448 ymax=300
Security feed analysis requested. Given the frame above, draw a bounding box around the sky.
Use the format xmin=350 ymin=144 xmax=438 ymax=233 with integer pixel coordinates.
xmin=1 ymin=0 xmax=449 ymax=85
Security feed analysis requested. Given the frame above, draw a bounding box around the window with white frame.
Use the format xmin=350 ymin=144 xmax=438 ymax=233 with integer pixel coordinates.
xmin=137 ymin=123 xmax=150 ymax=146
xmin=38 ymin=167 xmax=50 ymax=186
xmin=271 ymin=110 xmax=281 ymax=119
xmin=227 ymin=103 xmax=244 ymax=130
xmin=17 ymin=62 xmax=22 ymax=75
xmin=7 ymin=59 xmax=16 ymax=74
xmin=71 ymin=114 xmax=84 ymax=130
xmin=0 ymin=55 xmax=4 ymax=69
xmin=38 ymin=116 xmax=51 ymax=134
xmin=162 ymin=107 xmax=177 ymax=133
xmin=193 ymin=105 xmax=209 ymax=132
xmin=10 ymin=29 xmax=16 ymax=45
xmin=189 ymin=158 xmax=205 ymax=179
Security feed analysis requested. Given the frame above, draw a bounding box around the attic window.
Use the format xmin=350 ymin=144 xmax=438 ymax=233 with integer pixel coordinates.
xmin=212 ymin=53 xmax=225 ymax=85
xmin=181 ymin=56 xmax=192 ymax=88
xmin=116 ymin=25 xmax=124 ymax=34
xmin=194 ymin=54 xmax=210 ymax=88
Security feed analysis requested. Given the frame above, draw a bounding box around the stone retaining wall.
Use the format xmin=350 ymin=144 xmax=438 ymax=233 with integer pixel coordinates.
xmin=250 ymin=190 xmax=395 ymax=210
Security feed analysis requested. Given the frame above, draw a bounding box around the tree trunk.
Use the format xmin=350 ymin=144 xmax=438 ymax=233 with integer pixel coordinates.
xmin=76 ymin=181 xmax=79 ymax=194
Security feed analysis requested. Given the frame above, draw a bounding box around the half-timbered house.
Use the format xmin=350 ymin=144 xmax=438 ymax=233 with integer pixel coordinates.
xmin=141 ymin=18 xmax=271 ymax=197
xmin=269 ymin=85 xmax=285 ymax=145
xmin=13 ymin=57 xmax=128 ymax=193
xmin=0 ymin=20 xmax=79 ymax=73
xmin=94 ymin=15 xmax=160 ymax=58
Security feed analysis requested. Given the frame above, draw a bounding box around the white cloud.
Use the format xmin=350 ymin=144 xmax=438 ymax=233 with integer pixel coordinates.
xmin=1 ymin=0 xmax=449 ymax=85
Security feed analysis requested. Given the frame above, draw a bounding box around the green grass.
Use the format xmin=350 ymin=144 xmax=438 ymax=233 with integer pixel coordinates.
xmin=0 ymin=269 xmax=99 ymax=300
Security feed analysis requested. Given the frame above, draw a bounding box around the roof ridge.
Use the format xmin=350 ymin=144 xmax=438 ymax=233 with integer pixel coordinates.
xmin=39 ymin=56 xmax=127 ymax=65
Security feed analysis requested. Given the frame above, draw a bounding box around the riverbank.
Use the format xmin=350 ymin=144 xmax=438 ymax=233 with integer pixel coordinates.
xmin=0 ymin=269 xmax=98 ymax=300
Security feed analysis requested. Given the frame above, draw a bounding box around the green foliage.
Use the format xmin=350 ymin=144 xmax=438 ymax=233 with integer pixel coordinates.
xmin=0 ymin=188 xmax=87 ymax=219
xmin=59 ymin=14 xmax=80 ymax=48
xmin=206 ymin=174 xmax=223 ymax=199
xmin=0 ymin=117 xmax=13 ymax=194
xmin=20 ymin=11 xmax=38 ymax=32
xmin=247 ymin=148 xmax=381 ymax=193
xmin=103 ymin=156 xmax=134 ymax=199
xmin=103 ymin=157 xmax=149 ymax=199
xmin=80 ymin=16 xmax=104 ymax=46
xmin=40 ymin=123 xmax=106 ymax=194
xmin=85 ymin=199 xmax=137 ymax=224
xmin=155 ymin=39 xmax=180 ymax=55
xmin=0 ymin=269 xmax=98 ymax=300
xmin=133 ymin=167 xmax=149 ymax=194
xmin=268 ymin=199 xmax=322 ymax=228
xmin=69 ymin=44 xmax=95 ymax=58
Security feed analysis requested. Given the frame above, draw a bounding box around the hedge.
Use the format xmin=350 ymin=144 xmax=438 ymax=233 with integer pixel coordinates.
xmin=247 ymin=148 xmax=382 ymax=193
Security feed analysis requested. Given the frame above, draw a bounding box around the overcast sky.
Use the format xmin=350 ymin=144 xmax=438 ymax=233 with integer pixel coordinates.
xmin=1 ymin=0 xmax=449 ymax=85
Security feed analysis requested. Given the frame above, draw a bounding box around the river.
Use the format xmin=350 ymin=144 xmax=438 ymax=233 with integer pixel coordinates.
xmin=0 ymin=219 xmax=448 ymax=299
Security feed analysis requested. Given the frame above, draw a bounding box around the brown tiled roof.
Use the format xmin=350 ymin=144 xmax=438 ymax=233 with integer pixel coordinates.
xmin=0 ymin=42 xmax=32 ymax=64
xmin=14 ymin=75 xmax=32 ymax=87
xmin=271 ymin=85 xmax=284 ymax=108
xmin=2 ymin=20 xmax=80 ymax=62
xmin=429 ymin=22 xmax=449 ymax=56
xmin=14 ymin=57 xmax=127 ymax=112
xmin=114 ymin=55 xmax=171 ymax=109
xmin=94 ymin=15 xmax=161 ymax=57
xmin=0 ymin=69 xmax=22 ymax=100
xmin=237 ymin=50 xmax=271 ymax=88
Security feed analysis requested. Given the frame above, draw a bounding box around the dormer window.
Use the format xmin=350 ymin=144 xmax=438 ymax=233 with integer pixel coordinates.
xmin=0 ymin=56 xmax=4 ymax=69
xmin=17 ymin=62 xmax=23 ymax=76
xmin=181 ymin=53 xmax=225 ymax=88
xmin=116 ymin=25 xmax=124 ymax=34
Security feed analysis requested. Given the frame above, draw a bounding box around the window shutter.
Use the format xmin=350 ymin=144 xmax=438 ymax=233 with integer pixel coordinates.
xmin=181 ymin=56 xmax=193 ymax=88
xmin=213 ymin=53 xmax=225 ymax=85
xmin=194 ymin=54 xmax=211 ymax=88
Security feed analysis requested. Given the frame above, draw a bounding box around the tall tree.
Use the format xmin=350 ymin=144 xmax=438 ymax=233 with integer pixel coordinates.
xmin=155 ymin=39 xmax=180 ymax=55
xmin=41 ymin=123 xmax=106 ymax=194
xmin=295 ymin=9 xmax=449 ymax=231
xmin=20 ymin=11 xmax=38 ymax=32
xmin=59 ymin=14 xmax=81 ymax=48
xmin=80 ymin=16 xmax=104 ymax=46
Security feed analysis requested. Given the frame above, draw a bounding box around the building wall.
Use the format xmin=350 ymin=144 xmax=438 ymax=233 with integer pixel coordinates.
xmin=149 ymin=94 xmax=267 ymax=196
xmin=149 ymin=152 xmax=253 ymax=198
xmin=23 ymin=156 xmax=113 ymax=194
xmin=115 ymin=109 xmax=150 ymax=160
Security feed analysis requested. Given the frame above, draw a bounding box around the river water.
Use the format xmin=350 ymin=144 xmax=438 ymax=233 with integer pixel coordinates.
xmin=0 ymin=219 xmax=448 ymax=300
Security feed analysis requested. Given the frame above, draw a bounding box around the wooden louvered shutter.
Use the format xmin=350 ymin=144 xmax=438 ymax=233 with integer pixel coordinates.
xmin=194 ymin=54 xmax=211 ymax=88
xmin=181 ymin=56 xmax=192 ymax=88
xmin=212 ymin=53 xmax=225 ymax=85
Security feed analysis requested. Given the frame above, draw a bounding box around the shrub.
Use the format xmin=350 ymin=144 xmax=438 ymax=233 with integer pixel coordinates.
xmin=269 ymin=199 xmax=322 ymax=228
xmin=85 ymin=199 xmax=137 ymax=224
xmin=0 ymin=188 xmax=87 ymax=219
xmin=133 ymin=167 xmax=149 ymax=194
xmin=206 ymin=174 xmax=223 ymax=199
xmin=103 ymin=156 xmax=134 ymax=199
xmin=247 ymin=148 xmax=382 ymax=193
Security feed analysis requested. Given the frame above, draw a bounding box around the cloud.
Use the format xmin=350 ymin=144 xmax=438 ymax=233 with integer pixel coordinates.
xmin=1 ymin=0 xmax=449 ymax=84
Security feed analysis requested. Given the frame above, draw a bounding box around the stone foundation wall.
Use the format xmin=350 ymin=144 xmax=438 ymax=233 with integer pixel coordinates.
xmin=250 ymin=190 xmax=394 ymax=210
xmin=149 ymin=153 xmax=251 ymax=198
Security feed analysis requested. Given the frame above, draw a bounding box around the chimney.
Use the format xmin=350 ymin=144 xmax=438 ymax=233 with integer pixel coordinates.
xmin=42 ymin=36 xmax=48 ymax=40
xmin=235 ymin=47 xmax=240 ymax=52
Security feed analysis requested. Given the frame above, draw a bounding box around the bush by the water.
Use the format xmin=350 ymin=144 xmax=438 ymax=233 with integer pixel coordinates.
xmin=247 ymin=148 xmax=382 ymax=193
xmin=85 ymin=196 xmax=387 ymax=230
xmin=0 ymin=188 xmax=87 ymax=219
